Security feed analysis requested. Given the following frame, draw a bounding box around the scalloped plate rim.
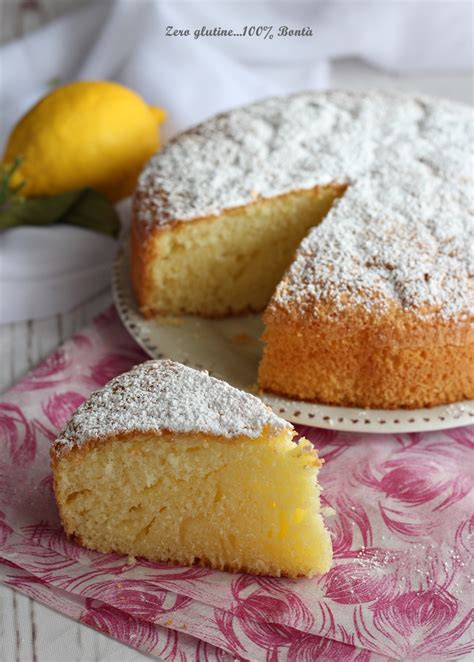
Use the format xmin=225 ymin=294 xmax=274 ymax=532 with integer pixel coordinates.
xmin=112 ymin=245 xmax=474 ymax=433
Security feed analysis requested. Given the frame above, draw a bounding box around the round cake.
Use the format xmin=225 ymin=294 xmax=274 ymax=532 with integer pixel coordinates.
xmin=131 ymin=90 xmax=474 ymax=409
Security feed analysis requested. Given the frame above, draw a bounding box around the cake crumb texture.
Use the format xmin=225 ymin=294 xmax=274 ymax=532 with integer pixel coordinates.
xmin=51 ymin=361 xmax=332 ymax=577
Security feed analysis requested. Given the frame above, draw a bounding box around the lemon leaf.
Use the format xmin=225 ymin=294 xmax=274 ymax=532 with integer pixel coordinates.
xmin=58 ymin=188 xmax=121 ymax=237
xmin=0 ymin=187 xmax=121 ymax=238
xmin=0 ymin=156 xmax=24 ymax=206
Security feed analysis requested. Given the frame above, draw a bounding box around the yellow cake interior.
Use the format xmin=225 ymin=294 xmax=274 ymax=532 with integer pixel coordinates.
xmin=54 ymin=428 xmax=332 ymax=577
xmin=147 ymin=184 xmax=344 ymax=316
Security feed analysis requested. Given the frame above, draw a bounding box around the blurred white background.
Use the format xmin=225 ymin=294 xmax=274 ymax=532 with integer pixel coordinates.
xmin=0 ymin=0 xmax=88 ymax=42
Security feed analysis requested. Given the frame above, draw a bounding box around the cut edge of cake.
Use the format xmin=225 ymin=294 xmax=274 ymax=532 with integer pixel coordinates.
xmin=130 ymin=90 xmax=473 ymax=408
xmin=51 ymin=360 xmax=333 ymax=578
xmin=131 ymin=183 xmax=346 ymax=318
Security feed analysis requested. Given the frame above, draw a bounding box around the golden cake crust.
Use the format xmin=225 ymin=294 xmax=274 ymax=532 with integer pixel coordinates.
xmin=259 ymin=301 xmax=474 ymax=409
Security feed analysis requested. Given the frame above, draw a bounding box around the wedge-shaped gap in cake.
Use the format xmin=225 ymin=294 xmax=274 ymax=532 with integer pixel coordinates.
xmin=133 ymin=184 xmax=347 ymax=317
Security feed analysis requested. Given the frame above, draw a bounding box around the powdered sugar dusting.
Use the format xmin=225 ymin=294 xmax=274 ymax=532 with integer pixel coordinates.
xmin=275 ymin=168 xmax=473 ymax=320
xmin=53 ymin=360 xmax=290 ymax=456
xmin=135 ymin=90 xmax=473 ymax=320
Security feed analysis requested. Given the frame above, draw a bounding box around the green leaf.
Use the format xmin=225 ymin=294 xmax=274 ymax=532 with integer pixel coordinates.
xmin=0 ymin=187 xmax=121 ymax=238
xmin=0 ymin=156 xmax=24 ymax=208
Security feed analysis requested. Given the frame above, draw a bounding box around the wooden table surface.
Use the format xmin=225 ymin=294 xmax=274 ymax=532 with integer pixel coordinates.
xmin=0 ymin=288 xmax=154 ymax=662
xmin=0 ymin=3 xmax=473 ymax=659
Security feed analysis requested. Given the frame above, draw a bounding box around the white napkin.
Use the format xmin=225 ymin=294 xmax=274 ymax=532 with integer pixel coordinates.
xmin=0 ymin=0 xmax=472 ymax=323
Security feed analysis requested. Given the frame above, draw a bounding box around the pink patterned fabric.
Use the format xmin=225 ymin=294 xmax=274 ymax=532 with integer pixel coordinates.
xmin=0 ymin=307 xmax=472 ymax=660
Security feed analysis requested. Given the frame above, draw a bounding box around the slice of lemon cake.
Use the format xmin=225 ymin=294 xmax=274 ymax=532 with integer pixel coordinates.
xmin=51 ymin=360 xmax=332 ymax=577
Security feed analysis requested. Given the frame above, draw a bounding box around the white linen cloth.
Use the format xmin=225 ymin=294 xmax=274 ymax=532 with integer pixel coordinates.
xmin=0 ymin=0 xmax=472 ymax=323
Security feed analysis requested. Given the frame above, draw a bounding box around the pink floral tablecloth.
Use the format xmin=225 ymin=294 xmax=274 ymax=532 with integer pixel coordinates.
xmin=0 ymin=307 xmax=472 ymax=660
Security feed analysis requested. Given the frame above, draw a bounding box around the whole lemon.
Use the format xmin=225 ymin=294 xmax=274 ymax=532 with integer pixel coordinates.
xmin=2 ymin=81 xmax=166 ymax=202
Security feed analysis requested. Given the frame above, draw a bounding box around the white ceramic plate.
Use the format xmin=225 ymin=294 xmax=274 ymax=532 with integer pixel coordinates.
xmin=113 ymin=246 xmax=474 ymax=433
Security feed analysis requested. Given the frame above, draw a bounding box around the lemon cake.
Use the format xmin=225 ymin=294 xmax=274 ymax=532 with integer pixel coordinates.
xmin=51 ymin=360 xmax=332 ymax=577
xmin=131 ymin=91 xmax=474 ymax=408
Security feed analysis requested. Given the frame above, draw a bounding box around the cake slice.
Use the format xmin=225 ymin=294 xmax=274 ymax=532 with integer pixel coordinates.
xmin=50 ymin=360 xmax=332 ymax=577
